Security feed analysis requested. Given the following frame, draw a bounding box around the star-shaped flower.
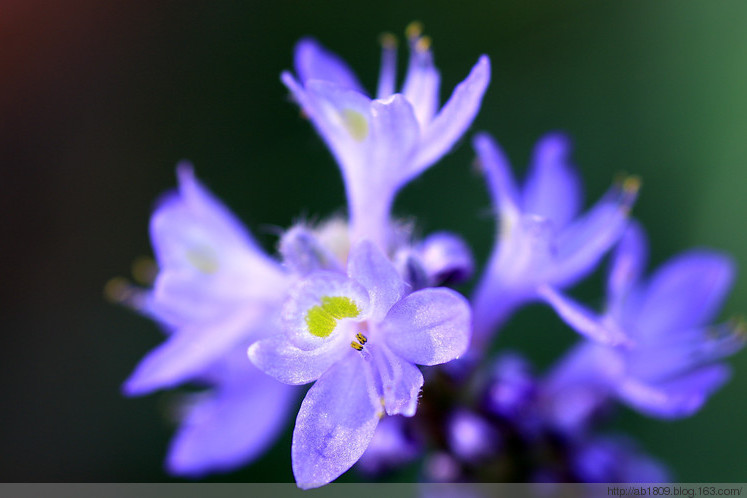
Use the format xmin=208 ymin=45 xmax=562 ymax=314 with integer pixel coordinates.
xmin=121 ymin=165 xmax=296 ymax=476
xmin=249 ymin=240 xmax=471 ymax=488
xmin=282 ymin=25 xmax=490 ymax=249
xmin=541 ymin=222 xmax=745 ymax=419
xmin=471 ymin=132 xmax=639 ymax=346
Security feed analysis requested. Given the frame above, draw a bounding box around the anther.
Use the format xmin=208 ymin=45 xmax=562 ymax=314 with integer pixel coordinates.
xmin=405 ymin=21 xmax=424 ymax=40
xmin=613 ymin=174 xmax=641 ymax=215
xmin=350 ymin=332 xmax=368 ymax=351
xmin=104 ymin=277 xmax=135 ymax=304
xmin=132 ymin=256 xmax=157 ymax=286
xmin=731 ymin=315 xmax=747 ymax=337
xmin=103 ymin=277 xmax=145 ymax=309
xmin=622 ymin=175 xmax=642 ymax=194
xmin=379 ymin=32 xmax=398 ymax=49
xmin=415 ymin=35 xmax=432 ymax=53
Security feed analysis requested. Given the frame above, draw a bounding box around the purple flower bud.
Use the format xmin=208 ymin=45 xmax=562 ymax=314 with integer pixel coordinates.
xmin=447 ymin=410 xmax=501 ymax=462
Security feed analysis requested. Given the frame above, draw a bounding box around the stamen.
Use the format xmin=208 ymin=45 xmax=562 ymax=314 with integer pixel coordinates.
xmin=104 ymin=277 xmax=147 ymax=310
xmin=730 ymin=315 xmax=747 ymax=338
xmin=131 ymin=256 xmax=157 ymax=285
xmin=350 ymin=332 xmax=369 ymax=351
xmin=415 ymin=35 xmax=432 ymax=53
xmin=104 ymin=277 xmax=135 ymax=304
xmin=377 ymin=32 xmax=398 ymax=98
xmin=378 ymin=32 xmax=398 ymax=49
xmin=622 ymin=175 xmax=642 ymax=194
xmin=612 ymin=174 xmax=642 ymax=215
xmin=405 ymin=21 xmax=424 ymax=41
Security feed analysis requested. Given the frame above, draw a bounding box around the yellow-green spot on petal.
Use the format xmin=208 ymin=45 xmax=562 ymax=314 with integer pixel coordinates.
xmin=306 ymin=296 xmax=361 ymax=338
xmin=186 ymin=246 xmax=220 ymax=274
xmin=341 ymin=109 xmax=368 ymax=141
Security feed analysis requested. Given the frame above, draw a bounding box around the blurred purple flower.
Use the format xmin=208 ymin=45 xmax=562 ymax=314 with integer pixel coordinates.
xmin=471 ymin=132 xmax=639 ymax=346
xmin=572 ymin=435 xmax=669 ymax=483
xmin=249 ymin=240 xmax=471 ymax=488
xmin=447 ymin=410 xmax=502 ymax=463
xmin=282 ymin=25 xmax=490 ymax=249
xmin=484 ymin=352 xmax=536 ymax=422
xmin=357 ymin=415 xmax=421 ymax=476
xmin=543 ymin=222 xmax=745 ymax=418
xmin=394 ymin=231 xmax=475 ymax=291
xmin=166 ymin=349 xmax=296 ymax=476
xmin=121 ymin=165 xmax=297 ymax=476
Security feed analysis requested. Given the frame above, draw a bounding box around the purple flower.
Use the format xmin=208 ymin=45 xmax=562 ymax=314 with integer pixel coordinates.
xmin=166 ymin=349 xmax=296 ymax=477
xmin=543 ymin=222 xmax=745 ymax=418
xmin=572 ymin=435 xmax=669 ymax=483
xmin=484 ymin=352 xmax=536 ymax=422
xmin=122 ymin=165 xmax=296 ymax=476
xmin=446 ymin=410 xmax=502 ymax=463
xmin=282 ymin=25 xmax=490 ymax=250
xmin=394 ymin=231 xmax=475 ymax=291
xmin=249 ymin=240 xmax=471 ymax=488
xmin=471 ymin=132 xmax=639 ymax=346
xmin=538 ymin=342 xmax=617 ymax=435
xmin=357 ymin=415 xmax=420 ymax=476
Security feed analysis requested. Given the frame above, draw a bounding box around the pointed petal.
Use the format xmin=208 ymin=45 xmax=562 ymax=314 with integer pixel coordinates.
xmin=521 ymin=133 xmax=582 ymax=229
xmin=542 ymin=342 xmax=623 ymax=433
xmin=167 ymin=164 xmax=261 ymax=253
xmin=552 ymin=179 xmax=639 ymax=287
xmin=248 ymin=335 xmax=346 ymax=385
xmin=370 ymin=344 xmax=423 ymax=417
xmin=412 ymin=56 xmax=491 ymax=174
xmin=368 ymin=95 xmax=421 ymax=182
xmin=402 ymin=43 xmax=440 ymax=126
xmin=148 ymin=165 xmax=286 ymax=324
xmin=473 ymin=133 xmax=521 ymax=218
xmin=123 ymin=308 xmax=270 ymax=396
xmin=470 ymin=214 xmax=554 ymax=342
xmin=294 ymin=38 xmax=365 ymax=93
xmin=545 ymin=342 xmax=625 ymax=393
xmin=292 ymin=354 xmax=382 ymax=489
xmin=537 ymin=285 xmax=629 ymax=345
xmin=167 ymin=361 xmax=296 ymax=477
xmin=607 ymin=221 xmax=648 ymax=311
xmin=636 ymin=251 xmax=734 ymax=333
xmin=626 ymin=323 xmax=745 ymax=382
xmin=348 ymin=95 xmax=420 ymax=247
xmin=617 ymin=365 xmax=731 ymax=419
xmin=347 ymin=240 xmax=406 ymax=321
xmin=282 ymin=73 xmax=371 ymax=178
xmin=381 ymin=288 xmax=471 ymax=366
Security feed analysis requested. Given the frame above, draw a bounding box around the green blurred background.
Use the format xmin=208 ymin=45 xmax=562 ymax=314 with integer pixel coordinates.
xmin=1 ymin=0 xmax=746 ymax=482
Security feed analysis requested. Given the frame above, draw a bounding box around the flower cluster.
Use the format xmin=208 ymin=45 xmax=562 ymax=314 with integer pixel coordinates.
xmin=114 ymin=24 xmax=744 ymax=488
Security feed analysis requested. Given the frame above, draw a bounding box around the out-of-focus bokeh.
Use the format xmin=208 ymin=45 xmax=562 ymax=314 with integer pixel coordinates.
xmin=1 ymin=0 xmax=746 ymax=482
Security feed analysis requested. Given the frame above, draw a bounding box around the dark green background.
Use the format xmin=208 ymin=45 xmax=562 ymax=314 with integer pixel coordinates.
xmin=2 ymin=0 xmax=745 ymax=482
